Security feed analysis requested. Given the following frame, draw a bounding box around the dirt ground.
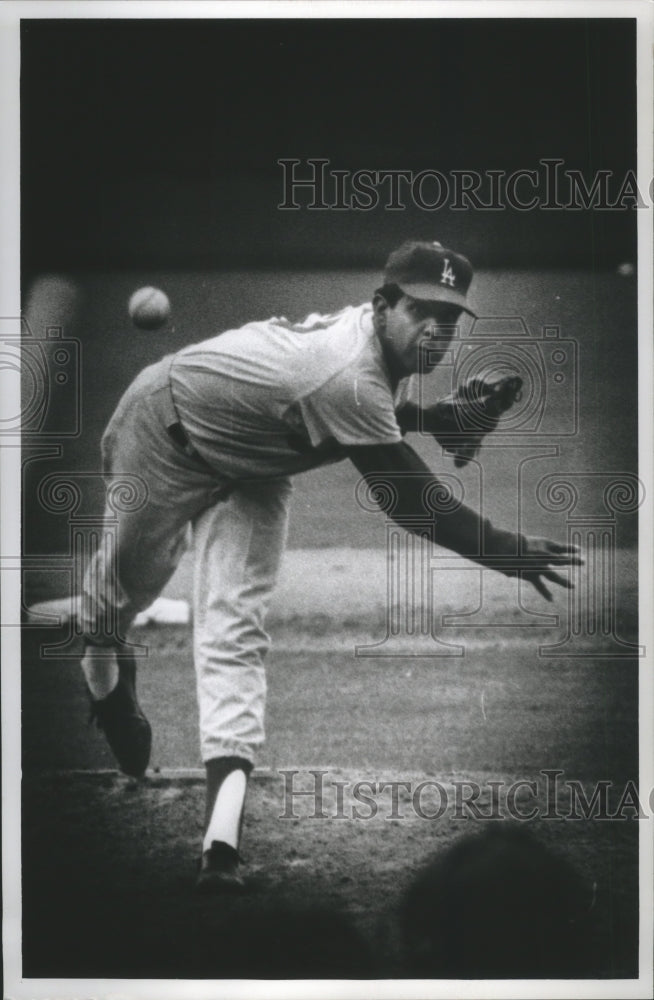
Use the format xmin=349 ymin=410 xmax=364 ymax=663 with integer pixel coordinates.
xmin=21 ymin=768 xmax=638 ymax=981
xmin=18 ymin=614 xmax=640 ymax=982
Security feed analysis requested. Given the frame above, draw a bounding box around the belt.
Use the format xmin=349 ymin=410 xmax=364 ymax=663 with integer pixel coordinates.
xmin=157 ymin=359 xmax=215 ymax=472
xmin=167 ymin=420 xmax=194 ymax=454
xmin=166 ymin=420 xmax=215 ymax=472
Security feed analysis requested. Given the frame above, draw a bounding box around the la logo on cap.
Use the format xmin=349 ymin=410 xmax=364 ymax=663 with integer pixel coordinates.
xmin=383 ymin=239 xmax=477 ymax=316
xmin=441 ymin=259 xmax=456 ymax=287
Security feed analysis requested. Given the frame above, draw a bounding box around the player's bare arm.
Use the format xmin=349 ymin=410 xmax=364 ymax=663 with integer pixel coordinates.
xmin=347 ymin=440 xmax=582 ymax=601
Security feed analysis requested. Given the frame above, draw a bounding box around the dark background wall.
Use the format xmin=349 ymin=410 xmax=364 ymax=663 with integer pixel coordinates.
xmin=21 ymin=18 xmax=637 ymax=273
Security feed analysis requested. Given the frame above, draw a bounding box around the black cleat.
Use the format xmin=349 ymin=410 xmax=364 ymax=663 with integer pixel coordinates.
xmin=196 ymin=841 xmax=245 ymax=894
xmin=88 ymin=652 xmax=152 ymax=777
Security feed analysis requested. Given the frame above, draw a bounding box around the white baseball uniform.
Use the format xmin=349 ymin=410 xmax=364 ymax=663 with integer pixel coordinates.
xmin=81 ymin=304 xmax=405 ymax=763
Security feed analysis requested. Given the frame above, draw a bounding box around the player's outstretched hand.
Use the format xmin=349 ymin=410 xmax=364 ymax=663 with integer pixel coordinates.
xmin=504 ymin=537 xmax=584 ymax=602
xmin=430 ymin=374 xmax=524 ymax=467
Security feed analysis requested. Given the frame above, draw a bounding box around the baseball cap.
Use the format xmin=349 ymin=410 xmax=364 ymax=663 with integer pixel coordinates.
xmin=384 ymin=240 xmax=476 ymax=316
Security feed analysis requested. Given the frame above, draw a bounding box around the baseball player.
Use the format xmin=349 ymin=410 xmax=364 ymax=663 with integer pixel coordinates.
xmin=79 ymin=240 xmax=581 ymax=891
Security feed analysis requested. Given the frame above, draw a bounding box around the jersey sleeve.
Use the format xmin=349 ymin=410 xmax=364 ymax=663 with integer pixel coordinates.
xmin=296 ymin=367 xmax=403 ymax=448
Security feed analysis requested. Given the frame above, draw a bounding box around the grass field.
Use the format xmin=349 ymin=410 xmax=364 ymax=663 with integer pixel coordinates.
xmin=16 ymin=267 xmax=643 ymax=984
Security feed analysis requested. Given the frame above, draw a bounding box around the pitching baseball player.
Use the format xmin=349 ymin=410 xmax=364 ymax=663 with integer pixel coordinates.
xmin=79 ymin=240 xmax=581 ymax=891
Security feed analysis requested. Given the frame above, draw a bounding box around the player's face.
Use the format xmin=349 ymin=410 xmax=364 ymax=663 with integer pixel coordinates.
xmin=374 ymin=294 xmax=462 ymax=376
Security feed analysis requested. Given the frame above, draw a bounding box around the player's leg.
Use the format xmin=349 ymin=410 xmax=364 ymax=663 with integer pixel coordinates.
xmin=192 ymin=477 xmax=293 ymax=891
xmin=79 ymin=358 xmax=230 ymax=776
xmin=80 ymin=497 xmax=194 ymax=777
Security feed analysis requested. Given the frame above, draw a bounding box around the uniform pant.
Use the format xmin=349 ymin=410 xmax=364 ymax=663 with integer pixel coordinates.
xmin=80 ymin=357 xmax=292 ymax=764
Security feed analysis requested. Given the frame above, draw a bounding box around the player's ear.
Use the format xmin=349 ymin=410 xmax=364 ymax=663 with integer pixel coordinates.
xmin=372 ymin=292 xmax=391 ymax=326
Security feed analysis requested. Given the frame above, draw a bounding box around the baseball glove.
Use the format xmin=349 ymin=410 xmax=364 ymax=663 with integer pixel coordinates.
xmin=430 ymin=373 xmax=523 ymax=467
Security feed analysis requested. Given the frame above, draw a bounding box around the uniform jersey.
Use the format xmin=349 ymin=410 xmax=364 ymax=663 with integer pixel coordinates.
xmin=169 ymin=303 xmax=404 ymax=479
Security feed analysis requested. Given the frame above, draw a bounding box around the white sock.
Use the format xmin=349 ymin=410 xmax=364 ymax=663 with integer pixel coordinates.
xmin=81 ymin=645 xmax=120 ymax=700
xmin=203 ymin=769 xmax=248 ymax=853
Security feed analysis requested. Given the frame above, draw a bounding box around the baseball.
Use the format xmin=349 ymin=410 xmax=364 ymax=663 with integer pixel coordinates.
xmin=128 ymin=286 xmax=171 ymax=330
xmin=616 ymin=262 xmax=635 ymax=277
